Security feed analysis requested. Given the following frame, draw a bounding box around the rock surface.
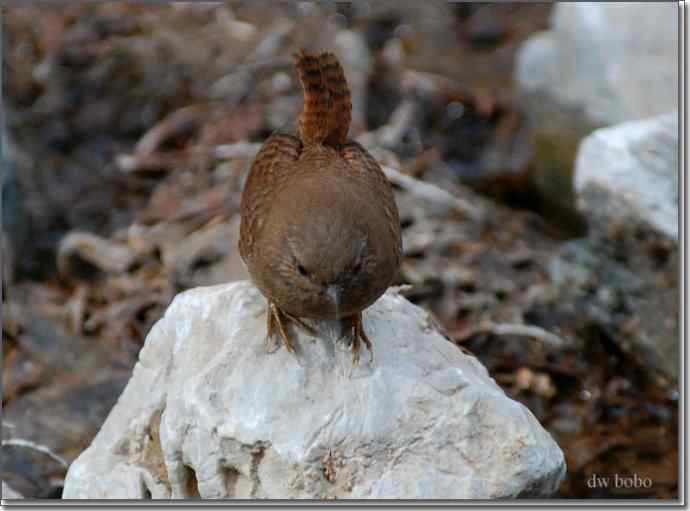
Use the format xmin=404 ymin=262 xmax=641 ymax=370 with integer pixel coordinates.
xmin=561 ymin=112 xmax=679 ymax=382
xmin=63 ymin=281 xmax=565 ymax=499
xmin=515 ymin=3 xmax=678 ymax=210
xmin=575 ymin=113 xmax=678 ymax=241
xmin=516 ymin=3 xmax=677 ymax=129
xmin=2 ymin=481 xmax=24 ymax=499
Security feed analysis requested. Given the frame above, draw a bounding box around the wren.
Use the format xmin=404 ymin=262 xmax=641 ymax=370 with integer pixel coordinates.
xmin=239 ymin=49 xmax=401 ymax=366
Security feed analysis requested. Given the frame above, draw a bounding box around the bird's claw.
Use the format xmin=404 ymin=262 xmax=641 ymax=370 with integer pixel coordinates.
xmin=266 ymin=302 xmax=300 ymax=356
xmin=347 ymin=313 xmax=373 ymax=370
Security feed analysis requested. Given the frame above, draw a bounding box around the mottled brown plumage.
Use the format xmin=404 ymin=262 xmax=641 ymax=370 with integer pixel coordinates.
xmin=239 ymin=49 xmax=401 ymax=366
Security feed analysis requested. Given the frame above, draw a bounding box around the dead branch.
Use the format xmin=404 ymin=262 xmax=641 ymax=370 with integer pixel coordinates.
xmin=2 ymin=438 xmax=69 ymax=468
xmin=473 ymin=320 xmax=569 ymax=348
xmin=382 ymin=165 xmax=483 ymax=221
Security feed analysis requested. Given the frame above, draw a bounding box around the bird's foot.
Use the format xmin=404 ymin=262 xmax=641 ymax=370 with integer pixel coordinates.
xmin=344 ymin=313 xmax=373 ymax=368
xmin=265 ymin=302 xmax=313 ymax=355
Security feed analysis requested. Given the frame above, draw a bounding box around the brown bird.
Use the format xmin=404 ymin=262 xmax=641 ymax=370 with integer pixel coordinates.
xmin=239 ymin=49 xmax=401 ymax=366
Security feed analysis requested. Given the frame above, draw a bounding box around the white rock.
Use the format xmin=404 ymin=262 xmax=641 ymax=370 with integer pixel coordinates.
xmin=575 ymin=112 xmax=678 ymax=241
xmin=63 ymin=282 xmax=565 ymax=499
xmin=2 ymin=482 xmax=24 ymax=499
xmin=564 ymin=112 xmax=680 ymax=381
xmin=516 ymin=3 xmax=678 ymax=128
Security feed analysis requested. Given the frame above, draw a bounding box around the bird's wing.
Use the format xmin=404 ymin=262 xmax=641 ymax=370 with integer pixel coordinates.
xmin=340 ymin=141 xmax=402 ymax=262
xmin=239 ymin=133 xmax=302 ymax=261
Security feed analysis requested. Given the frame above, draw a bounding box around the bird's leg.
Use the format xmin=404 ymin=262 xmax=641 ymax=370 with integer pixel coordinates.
xmin=265 ymin=302 xmax=314 ymax=355
xmin=266 ymin=302 xmax=295 ymax=355
xmin=345 ymin=313 xmax=373 ymax=367
xmin=265 ymin=303 xmax=278 ymax=352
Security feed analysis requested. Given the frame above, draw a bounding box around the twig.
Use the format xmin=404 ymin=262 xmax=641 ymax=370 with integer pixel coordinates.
xmin=57 ymin=231 xmax=137 ymax=277
xmin=388 ymin=284 xmax=414 ymax=295
xmin=2 ymin=438 xmax=69 ymax=468
xmin=135 ymin=104 xmax=210 ymax=157
xmin=472 ymin=321 xmax=568 ymax=348
xmin=213 ymin=142 xmax=262 ymax=160
xmin=382 ymin=165 xmax=482 ymax=221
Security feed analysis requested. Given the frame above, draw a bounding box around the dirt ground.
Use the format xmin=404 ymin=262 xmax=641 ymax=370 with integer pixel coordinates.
xmin=1 ymin=2 xmax=678 ymax=499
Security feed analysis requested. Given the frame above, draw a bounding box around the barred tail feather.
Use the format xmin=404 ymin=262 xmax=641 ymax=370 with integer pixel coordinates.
xmin=294 ymin=49 xmax=351 ymax=147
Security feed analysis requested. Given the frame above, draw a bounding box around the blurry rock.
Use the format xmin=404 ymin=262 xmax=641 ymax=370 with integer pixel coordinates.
xmin=515 ymin=3 xmax=678 ymax=211
xmin=546 ymin=236 xmax=678 ymax=383
xmin=2 ymin=481 xmax=24 ymax=499
xmin=63 ymin=282 xmax=565 ymax=499
xmin=558 ymin=112 xmax=678 ymax=381
xmin=2 ymin=376 xmax=129 ymax=498
xmin=575 ymin=113 xmax=678 ymax=241
xmin=2 ymin=231 xmax=15 ymax=292
xmin=1 ymin=161 xmax=30 ymax=283
xmin=517 ymin=4 xmax=677 ymax=127
xmin=2 ymin=315 xmax=132 ymax=498
xmin=2 ymin=348 xmax=45 ymax=403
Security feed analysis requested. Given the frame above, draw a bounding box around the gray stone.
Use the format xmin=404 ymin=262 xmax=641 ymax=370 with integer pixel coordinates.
xmin=575 ymin=113 xmax=678 ymax=241
xmin=63 ymin=282 xmax=565 ymax=499
xmin=1 ymin=160 xmax=30 ymax=282
xmin=517 ymin=3 xmax=677 ymax=129
xmin=565 ymin=112 xmax=679 ymax=382
xmin=515 ymin=3 xmax=678 ymax=209
xmin=1 ymin=313 xmax=133 ymax=498
xmin=545 ymin=236 xmax=679 ymax=383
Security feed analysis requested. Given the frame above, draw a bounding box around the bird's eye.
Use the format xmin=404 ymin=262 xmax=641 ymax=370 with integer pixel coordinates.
xmin=297 ymin=264 xmax=309 ymax=276
xmin=353 ymin=262 xmax=362 ymax=273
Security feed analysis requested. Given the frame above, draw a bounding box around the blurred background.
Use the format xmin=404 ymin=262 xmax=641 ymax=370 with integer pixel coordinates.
xmin=1 ymin=1 xmax=679 ymax=499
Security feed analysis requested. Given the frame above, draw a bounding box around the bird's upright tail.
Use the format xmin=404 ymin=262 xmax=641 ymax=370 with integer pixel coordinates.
xmin=294 ymin=49 xmax=352 ymax=147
